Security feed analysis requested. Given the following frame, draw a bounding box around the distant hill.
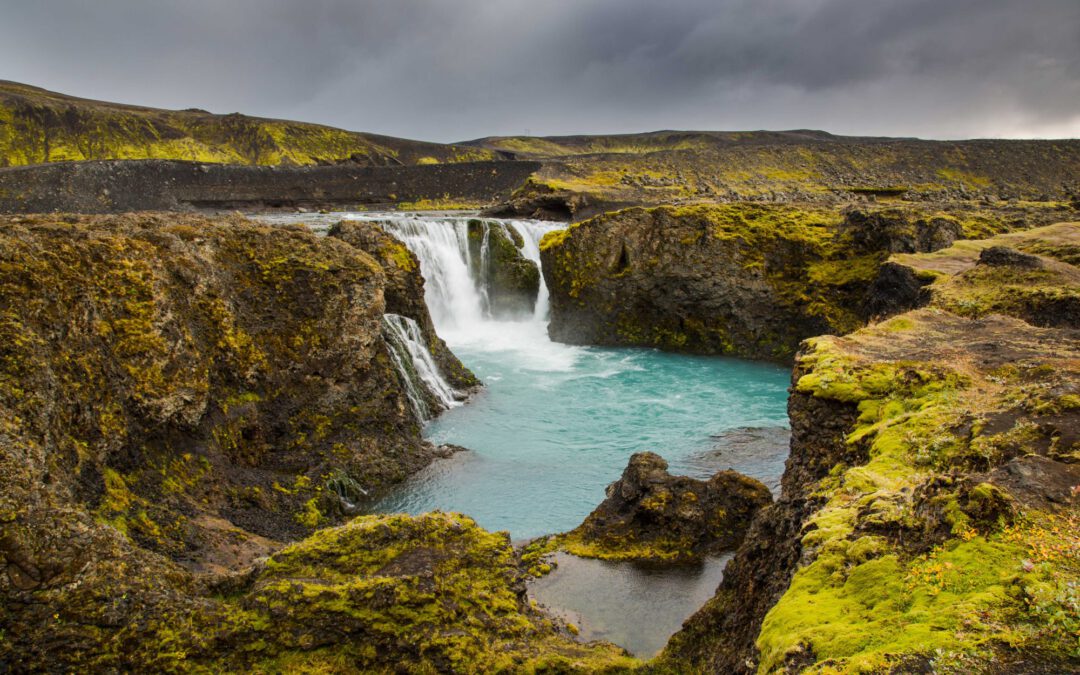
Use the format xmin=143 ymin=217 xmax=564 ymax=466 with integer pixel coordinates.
xmin=0 ymin=81 xmax=498 ymax=167
xmin=461 ymin=129 xmax=917 ymax=158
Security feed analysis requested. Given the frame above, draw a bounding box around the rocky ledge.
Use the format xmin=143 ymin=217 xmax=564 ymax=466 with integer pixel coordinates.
xmin=540 ymin=202 xmax=1075 ymax=361
xmin=0 ymin=214 xmax=636 ymax=671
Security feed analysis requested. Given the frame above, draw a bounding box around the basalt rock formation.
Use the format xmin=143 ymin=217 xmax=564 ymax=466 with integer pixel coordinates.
xmin=466 ymin=218 xmax=541 ymax=317
xmin=656 ymin=223 xmax=1080 ymax=673
xmin=540 ymin=202 xmax=1075 ymax=361
xmin=559 ymin=452 xmax=771 ymax=563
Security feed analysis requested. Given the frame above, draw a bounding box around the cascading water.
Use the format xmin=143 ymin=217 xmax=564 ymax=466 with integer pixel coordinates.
xmin=254 ymin=210 xmax=792 ymax=658
xmin=382 ymin=313 xmax=459 ymax=421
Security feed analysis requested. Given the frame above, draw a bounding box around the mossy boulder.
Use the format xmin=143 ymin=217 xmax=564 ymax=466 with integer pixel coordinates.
xmin=559 ymin=452 xmax=771 ymax=563
xmin=466 ymin=218 xmax=541 ymax=318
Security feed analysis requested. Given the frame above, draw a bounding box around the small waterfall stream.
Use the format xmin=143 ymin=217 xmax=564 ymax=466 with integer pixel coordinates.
xmin=365 ymin=215 xmax=562 ymax=332
xmin=382 ymin=313 xmax=460 ymax=421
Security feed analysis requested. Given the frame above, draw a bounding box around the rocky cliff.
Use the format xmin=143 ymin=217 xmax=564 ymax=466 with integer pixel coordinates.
xmin=0 ymin=214 xmax=646 ymax=672
xmin=656 ymin=223 xmax=1080 ymax=673
xmin=541 ymin=202 xmax=1075 ymax=361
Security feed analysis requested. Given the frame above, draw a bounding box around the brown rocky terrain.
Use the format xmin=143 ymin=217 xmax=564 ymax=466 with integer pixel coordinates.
xmin=0 ymin=212 xmax=644 ymax=672
xmin=655 ymin=224 xmax=1080 ymax=673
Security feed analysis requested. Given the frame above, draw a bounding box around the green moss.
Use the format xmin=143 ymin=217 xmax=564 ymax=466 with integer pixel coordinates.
xmin=757 ymin=318 xmax=1080 ymax=672
xmin=0 ymin=83 xmax=498 ymax=167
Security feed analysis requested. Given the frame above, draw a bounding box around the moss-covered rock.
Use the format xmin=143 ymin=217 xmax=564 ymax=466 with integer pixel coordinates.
xmin=1 ymin=511 xmax=639 ymax=672
xmin=658 ymin=307 xmax=1080 ymax=673
xmin=541 ymin=203 xmax=1073 ymax=361
xmin=329 ymin=219 xmax=479 ymax=396
xmin=556 ymin=452 xmax=771 ymax=563
xmin=0 ymin=213 xmax=444 ymax=564
xmin=467 ymin=218 xmax=541 ymax=318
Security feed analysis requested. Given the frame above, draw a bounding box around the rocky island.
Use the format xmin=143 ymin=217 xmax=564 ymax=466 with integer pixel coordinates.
xmin=1 ymin=6 xmax=1079 ymax=670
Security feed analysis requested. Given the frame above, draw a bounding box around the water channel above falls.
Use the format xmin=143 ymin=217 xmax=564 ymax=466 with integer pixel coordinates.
xmin=258 ymin=211 xmax=792 ymax=657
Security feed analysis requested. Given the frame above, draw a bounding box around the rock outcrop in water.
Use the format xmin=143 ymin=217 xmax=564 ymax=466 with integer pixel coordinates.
xmin=540 ymin=202 xmax=1074 ymax=360
xmin=559 ymin=452 xmax=771 ymax=563
xmin=657 ymin=222 xmax=1080 ymax=673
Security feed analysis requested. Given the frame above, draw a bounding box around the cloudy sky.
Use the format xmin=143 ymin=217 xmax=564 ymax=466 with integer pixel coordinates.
xmin=2 ymin=0 xmax=1078 ymax=142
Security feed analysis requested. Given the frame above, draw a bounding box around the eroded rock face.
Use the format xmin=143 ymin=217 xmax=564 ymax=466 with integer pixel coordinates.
xmin=540 ymin=204 xmax=879 ymax=360
xmin=561 ymin=452 xmax=771 ymax=563
xmin=1 ymin=214 xmax=629 ymax=671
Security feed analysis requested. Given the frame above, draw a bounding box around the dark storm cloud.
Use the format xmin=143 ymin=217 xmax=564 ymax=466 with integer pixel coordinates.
xmin=1 ymin=0 xmax=1077 ymax=141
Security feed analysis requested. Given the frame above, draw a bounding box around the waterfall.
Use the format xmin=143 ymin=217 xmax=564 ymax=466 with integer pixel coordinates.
xmin=382 ymin=313 xmax=459 ymax=421
xmin=502 ymin=220 xmax=558 ymax=321
xmin=348 ymin=214 xmax=564 ymax=333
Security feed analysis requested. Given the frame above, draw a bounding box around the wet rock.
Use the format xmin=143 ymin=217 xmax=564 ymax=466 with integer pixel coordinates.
xmin=562 ymin=452 xmax=772 ymax=562
xmin=329 ymin=219 xmax=478 ymax=393
xmin=466 ymin=219 xmax=540 ymax=317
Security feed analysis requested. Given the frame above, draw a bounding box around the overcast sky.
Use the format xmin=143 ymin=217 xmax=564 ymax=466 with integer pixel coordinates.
xmin=2 ymin=0 xmax=1078 ymax=142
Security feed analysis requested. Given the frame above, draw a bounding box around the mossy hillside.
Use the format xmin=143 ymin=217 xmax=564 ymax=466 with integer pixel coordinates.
xmin=2 ymin=511 xmax=639 ymax=672
xmin=482 ymin=132 xmax=1080 ymax=218
xmin=0 ymin=80 xmax=498 ymax=167
xmin=749 ymin=309 xmax=1080 ymax=673
xmin=0 ymin=213 xmax=440 ymax=573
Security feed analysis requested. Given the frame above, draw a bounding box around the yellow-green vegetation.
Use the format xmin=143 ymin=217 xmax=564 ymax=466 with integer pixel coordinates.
xmin=484 ymin=131 xmax=1079 ymax=210
xmin=541 ymin=203 xmax=884 ymax=360
xmin=754 ymin=309 xmax=1080 ymax=672
xmin=222 ymin=513 xmax=638 ymax=673
xmin=0 ymin=212 xmax=435 ymax=571
xmin=0 ymin=80 xmax=498 ymax=167
xmin=396 ymin=196 xmax=487 ymax=210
